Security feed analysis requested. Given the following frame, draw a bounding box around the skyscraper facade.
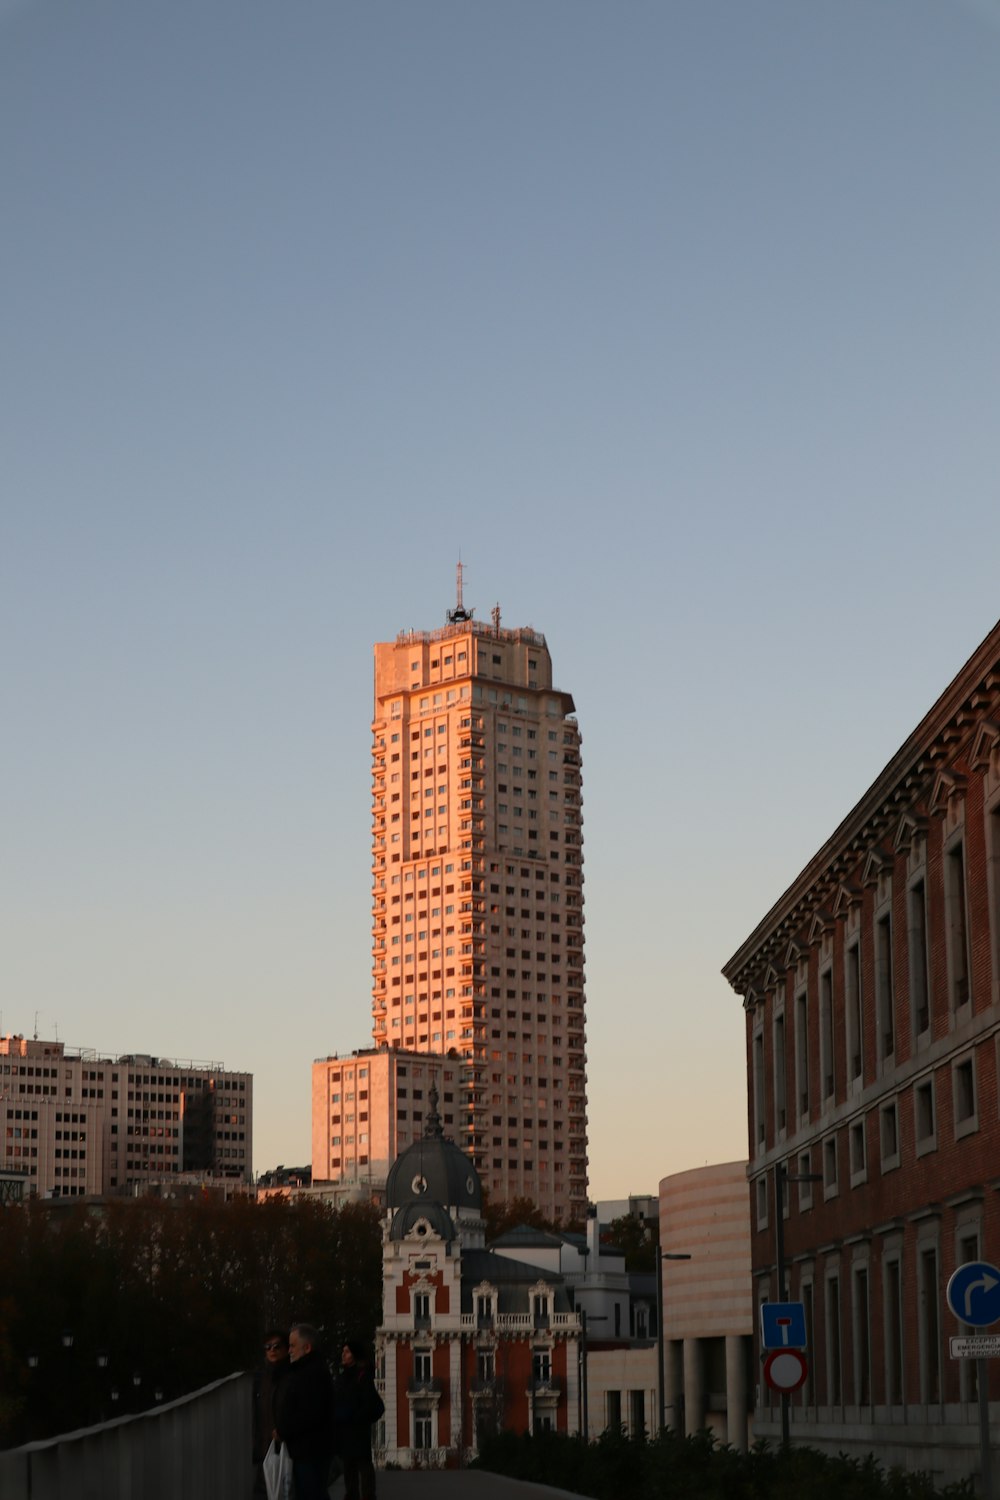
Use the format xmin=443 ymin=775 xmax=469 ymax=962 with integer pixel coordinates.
xmin=369 ymin=582 xmax=587 ymax=1222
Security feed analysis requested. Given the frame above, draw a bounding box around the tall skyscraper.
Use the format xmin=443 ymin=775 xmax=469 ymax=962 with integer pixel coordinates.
xmin=369 ymin=570 xmax=588 ymax=1222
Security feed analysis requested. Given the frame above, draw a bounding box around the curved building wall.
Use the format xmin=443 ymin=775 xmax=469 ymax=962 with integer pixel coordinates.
xmin=659 ymin=1160 xmax=752 ymax=1450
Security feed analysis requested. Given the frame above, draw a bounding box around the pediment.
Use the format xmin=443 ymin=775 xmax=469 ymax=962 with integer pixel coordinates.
xmin=861 ymin=847 xmax=893 ymax=888
xmin=742 ymin=984 xmax=761 ymax=1013
xmin=832 ymin=882 xmax=863 ymax=918
xmin=893 ymin=811 xmax=928 ymax=855
xmin=970 ymin=719 xmax=1000 ymax=770
xmin=783 ymin=935 xmax=808 ymax=969
xmin=808 ymin=910 xmax=833 ymax=945
xmin=930 ymin=768 xmax=967 ymax=815
xmin=763 ymin=963 xmax=784 ymax=991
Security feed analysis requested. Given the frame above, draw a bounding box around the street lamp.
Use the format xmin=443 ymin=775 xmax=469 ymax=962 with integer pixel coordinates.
xmin=773 ymin=1163 xmax=822 ymax=1449
xmin=656 ymin=1248 xmax=692 ymax=1435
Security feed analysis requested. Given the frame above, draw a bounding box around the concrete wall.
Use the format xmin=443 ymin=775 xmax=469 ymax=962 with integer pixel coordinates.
xmin=0 ymin=1372 xmax=251 ymax=1500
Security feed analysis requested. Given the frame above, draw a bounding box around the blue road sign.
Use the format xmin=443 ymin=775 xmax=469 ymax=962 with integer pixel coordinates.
xmin=760 ymin=1301 xmax=807 ymax=1350
xmin=946 ymin=1262 xmax=1000 ymax=1328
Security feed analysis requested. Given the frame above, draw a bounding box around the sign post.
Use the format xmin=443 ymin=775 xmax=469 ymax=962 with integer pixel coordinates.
xmin=946 ymin=1261 xmax=1000 ymax=1500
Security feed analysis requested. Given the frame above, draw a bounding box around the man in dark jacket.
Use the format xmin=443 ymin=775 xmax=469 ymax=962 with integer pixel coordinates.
xmin=332 ymin=1340 xmax=381 ymax=1500
xmin=274 ymin=1323 xmax=334 ymax=1500
xmin=252 ymin=1329 xmax=290 ymax=1494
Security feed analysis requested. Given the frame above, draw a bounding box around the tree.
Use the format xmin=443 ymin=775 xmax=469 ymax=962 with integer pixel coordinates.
xmin=0 ymin=1193 xmax=383 ymax=1449
xmin=482 ymin=1194 xmax=559 ymax=1242
xmin=602 ymin=1214 xmax=658 ymax=1272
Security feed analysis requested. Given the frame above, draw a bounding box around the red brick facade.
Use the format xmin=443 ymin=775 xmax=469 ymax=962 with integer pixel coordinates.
xmin=724 ymin=619 xmax=1000 ymax=1482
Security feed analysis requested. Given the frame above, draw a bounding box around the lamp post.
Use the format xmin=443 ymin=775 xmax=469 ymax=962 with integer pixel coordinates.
xmin=773 ymin=1164 xmax=822 ymax=1449
xmin=656 ymin=1248 xmax=692 ymax=1435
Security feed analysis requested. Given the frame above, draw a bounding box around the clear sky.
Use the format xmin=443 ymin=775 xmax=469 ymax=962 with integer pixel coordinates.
xmin=4 ymin=0 xmax=1000 ymax=1201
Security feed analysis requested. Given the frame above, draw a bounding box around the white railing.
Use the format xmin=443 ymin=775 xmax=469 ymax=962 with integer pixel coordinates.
xmin=0 ymin=1372 xmax=251 ymax=1500
xmin=459 ymin=1312 xmax=581 ymax=1332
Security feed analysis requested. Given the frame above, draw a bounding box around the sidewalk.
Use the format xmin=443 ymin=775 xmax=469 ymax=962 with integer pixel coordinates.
xmin=354 ymin=1472 xmax=583 ymax=1499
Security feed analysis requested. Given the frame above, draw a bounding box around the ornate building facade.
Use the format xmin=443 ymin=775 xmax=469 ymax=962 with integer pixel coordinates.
xmin=375 ymin=1090 xmax=582 ymax=1465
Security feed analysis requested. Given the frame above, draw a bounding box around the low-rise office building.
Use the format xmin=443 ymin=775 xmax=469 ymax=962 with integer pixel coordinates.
xmin=0 ymin=1034 xmax=252 ymax=1197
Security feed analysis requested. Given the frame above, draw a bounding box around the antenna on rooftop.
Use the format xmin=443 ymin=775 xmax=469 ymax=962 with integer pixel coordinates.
xmin=491 ymin=602 xmax=501 ymax=636
xmin=33 ymin=1011 xmax=39 ymax=1041
xmin=446 ymin=559 xmax=473 ymax=623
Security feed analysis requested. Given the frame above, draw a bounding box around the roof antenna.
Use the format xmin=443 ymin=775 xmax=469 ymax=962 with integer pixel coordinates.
xmin=491 ymin=602 xmax=501 ymax=636
xmin=33 ymin=1010 xmax=39 ymax=1041
xmin=446 ymin=559 xmax=473 ymax=623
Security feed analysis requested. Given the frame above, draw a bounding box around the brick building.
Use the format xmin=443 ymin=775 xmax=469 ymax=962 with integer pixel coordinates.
xmin=722 ymin=617 xmax=1000 ymax=1483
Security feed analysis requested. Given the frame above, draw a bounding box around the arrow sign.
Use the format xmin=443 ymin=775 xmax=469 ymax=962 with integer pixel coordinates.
xmin=946 ymin=1262 xmax=1000 ymax=1328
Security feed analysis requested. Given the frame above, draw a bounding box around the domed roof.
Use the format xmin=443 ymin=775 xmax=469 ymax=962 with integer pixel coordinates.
xmin=385 ymin=1085 xmax=483 ymax=1214
xmin=389 ymin=1200 xmax=456 ymax=1243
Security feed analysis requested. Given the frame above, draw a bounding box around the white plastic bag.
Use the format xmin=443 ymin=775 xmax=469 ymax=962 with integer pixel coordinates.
xmin=262 ymin=1438 xmax=294 ymax=1500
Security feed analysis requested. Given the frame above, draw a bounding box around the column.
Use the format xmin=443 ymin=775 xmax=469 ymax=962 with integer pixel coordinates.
xmin=683 ymin=1336 xmax=705 ymax=1436
xmin=725 ymin=1334 xmax=748 ymax=1453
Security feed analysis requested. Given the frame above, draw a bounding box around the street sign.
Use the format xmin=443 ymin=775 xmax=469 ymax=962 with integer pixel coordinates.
xmin=951 ymin=1335 xmax=1000 ymax=1360
xmin=763 ymin=1349 xmax=808 ymax=1393
xmin=760 ymin=1301 xmax=806 ymax=1350
xmin=946 ymin=1262 xmax=1000 ymax=1327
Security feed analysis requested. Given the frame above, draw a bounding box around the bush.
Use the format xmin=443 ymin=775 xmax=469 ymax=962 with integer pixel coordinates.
xmin=472 ymin=1427 xmax=976 ymax=1500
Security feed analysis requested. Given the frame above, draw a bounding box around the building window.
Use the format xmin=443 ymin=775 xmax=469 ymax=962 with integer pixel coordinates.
xmin=919 ymin=1244 xmax=941 ymax=1403
xmin=753 ymin=1031 xmax=766 ymax=1152
xmin=819 ymin=969 xmax=835 ymax=1105
xmin=532 ymin=1348 xmax=551 ymax=1383
xmin=823 ymin=1135 xmax=838 ymax=1196
xmin=954 ymin=1055 xmax=978 ymax=1137
xmin=413 ymin=1348 xmax=432 ymax=1383
xmin=880 ymin=1100 xmax=900 ymax=1171
xmin=797 ymin=1280 xmax=815 ymax=1407
xmin=794 ymin=991 xmax=809 ymax=1122
xmin=414 ymin=1411 xmax=434 ymax=1450
xmin=945 ymin=839 xmax=972 ymax=1013
xmin=852 ymin=1263 xmax=871 ymax=1406
xmin=825 ymin=1272 xmax=842 ymax=1406
xmin=773 ymin=1012 xmax=787 ymax=1134
xmin=413 ymin=1292 xmax=431 ymax=1327
xmin=883 ymin=1253 xmax=905 ymax=1406
xmin=796 ymin=1150 xmax=814 ymax=1210
xmin=845 ymin=941 xmax=863 ymax=1088
xmin=988 ymin=804 xmax=1000 ymax=998
xmin=849 ymin=1119 xmax=867 ymax=1185
xmin=755 ymin=1175 xmax=768 ymax=1230
xmin=628 ymin=1389 xmax=645 ymax=1438
xmin=908 ymin=877 xmax=931 ymax=1039
xmin=958 ymin=1227 xmax=982 ymax=1402
xmin=915 ymin=1079 xmax=937 ymax=1156
xmin=875 ymin=913 xmax=895 ymax=1064
xmin=606 ymin=1390 xmax=622 ymax=1432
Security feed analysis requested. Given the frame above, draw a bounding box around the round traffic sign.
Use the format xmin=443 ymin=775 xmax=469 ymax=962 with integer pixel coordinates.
xmin=946 ymin=1262 xmax=1000 ymax=1328
xmin=763 ymin=1349 xmax=808 ymax=1393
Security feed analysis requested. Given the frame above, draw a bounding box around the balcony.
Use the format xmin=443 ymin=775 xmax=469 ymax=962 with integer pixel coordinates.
xmin=407 ymin=1377 xmax=443 ymax=1396
xmin=529 ymin=1376 xmax=561 ymax=1397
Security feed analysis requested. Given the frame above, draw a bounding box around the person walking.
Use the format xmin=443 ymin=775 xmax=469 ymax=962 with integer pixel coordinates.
xmin=252 ymin=1329 xmax=290 ymax=1496
xmin=274 ymin=1323 xmax=335 ymax=1500
xmin=332 ymin=1340 xmax=382 ymax=1500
